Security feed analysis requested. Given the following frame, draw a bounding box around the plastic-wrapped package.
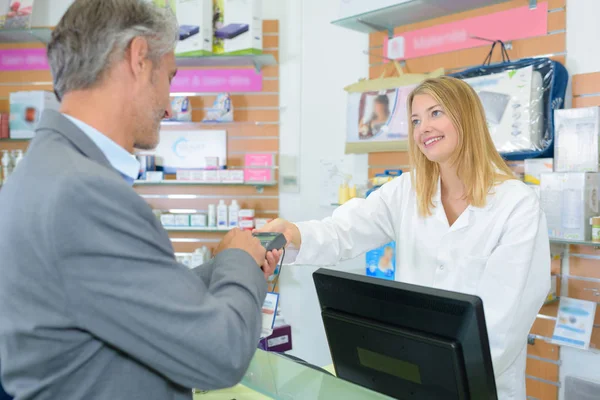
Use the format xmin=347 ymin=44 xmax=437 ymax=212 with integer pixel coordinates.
xmin=554 ymin=107 xmax=600 ymax=172
xmin=451 ymin=57 xmax=568 ymax=160
xmin=167 ymin=96 xmax=192 ymax=122
xmin=203 ymin=92 xmax=234 ymax=123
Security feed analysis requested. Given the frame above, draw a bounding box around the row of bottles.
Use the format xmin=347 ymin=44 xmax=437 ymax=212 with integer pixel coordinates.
xmin=1 ymin=150 xmax=24 ymax=185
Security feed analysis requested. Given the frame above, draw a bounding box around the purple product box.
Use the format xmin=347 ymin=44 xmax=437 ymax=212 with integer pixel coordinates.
xmin=258 ymin=324 xmax=292 ymax=353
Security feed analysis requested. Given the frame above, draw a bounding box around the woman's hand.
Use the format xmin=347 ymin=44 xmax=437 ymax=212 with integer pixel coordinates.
xmin=254 ymin=218 xmax=302 ymax=249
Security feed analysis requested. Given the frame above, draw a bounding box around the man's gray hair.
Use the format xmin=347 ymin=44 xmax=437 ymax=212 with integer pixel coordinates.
xmin=47 ymin=0 xmax=178 ymax=100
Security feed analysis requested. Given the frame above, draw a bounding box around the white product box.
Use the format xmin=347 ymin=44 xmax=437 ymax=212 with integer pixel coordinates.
xmin=154 ymin=0 xmax=213 ymax=56
xmin=218 ymin=169 xmax=244 ymax=183
xmin=213 ymin=0 xmax=262 ymax=55
xmin=175 ymin=214 xmax=190 ymax=227
xmin=9 ymin=91 xmax=59 ymax=139
xmin=160 ymin=214 xmax=176 ymax=226
xmin=190 ymin=214 xmax=208 ymax=227
xmin=154 ymin=129 xmax=227 ymax=173
xmin=540 ymin=172 xmax=600 ymax=241
xmin=554 ymin=107 xmax=600 ymax=172
xmin=524 ymin=158 xmax=553 ymax=185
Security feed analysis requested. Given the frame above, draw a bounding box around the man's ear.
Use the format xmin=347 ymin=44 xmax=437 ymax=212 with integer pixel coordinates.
xmin=128 ymin=37 xmax=150 ymax=78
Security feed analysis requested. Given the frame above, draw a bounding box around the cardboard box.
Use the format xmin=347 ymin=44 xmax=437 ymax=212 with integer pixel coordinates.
xmin=554 ymin=107 xmax=600 ymax=172
xmin=258 ymin=324 xmax=292 ymax=353
xmin=154 ymin=0 xmax=213 ymax=57
xmin=213 ymin=0 xmax=262 ymax=55
xmin=540 ymin=172 xmax=600 ymax=241
xmin=9 ymin=91 xmax=59 ymax=139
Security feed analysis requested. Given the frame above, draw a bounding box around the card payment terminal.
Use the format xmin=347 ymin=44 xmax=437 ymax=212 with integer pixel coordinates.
xmin=252 ymin=232 xmax=287 ymax=251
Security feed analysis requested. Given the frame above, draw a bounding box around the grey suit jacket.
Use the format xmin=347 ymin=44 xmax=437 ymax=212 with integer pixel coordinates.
xmin=0 ymin=110 xmax=267 ymax=400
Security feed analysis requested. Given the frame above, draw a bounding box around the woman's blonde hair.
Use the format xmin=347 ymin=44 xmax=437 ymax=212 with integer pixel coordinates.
xmin=407 ymin=76 xmax=515 ymax=217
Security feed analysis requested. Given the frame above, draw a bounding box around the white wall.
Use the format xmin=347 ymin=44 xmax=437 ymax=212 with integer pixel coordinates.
xmin=273 ymin=0 xmax=369 ymax=368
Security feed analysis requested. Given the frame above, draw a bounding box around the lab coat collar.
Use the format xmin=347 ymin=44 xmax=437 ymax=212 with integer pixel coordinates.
xmin=432 ymin=176 xmax=495 ymax=212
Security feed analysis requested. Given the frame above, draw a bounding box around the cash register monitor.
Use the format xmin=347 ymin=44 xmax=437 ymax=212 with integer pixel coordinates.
xmin=313 ymin=269 xmax=497 ymax=400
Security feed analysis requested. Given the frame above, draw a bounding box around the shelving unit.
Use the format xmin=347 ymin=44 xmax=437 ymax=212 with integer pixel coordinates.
xmin=0 ymin=20 xmax=281 ymax=257
xmin=331 ymin=0 xmax=514 ymax=37
xmin=176 ymin=54 xmax=276 ymax=73
xmin=0 ymin=27 xmax=53 ymax=44
xmin=550 ymin=239 xmax=600 ymax=248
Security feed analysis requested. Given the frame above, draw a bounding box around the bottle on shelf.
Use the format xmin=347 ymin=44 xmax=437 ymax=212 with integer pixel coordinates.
xmin=229 ymin=199 xmax=240 ymax=228
xmin=14 ymin=150 xmax=24 ymax=168
xmin=208 ymin=204 xmax=217 ymax=227
xmin=1 ymin=150 xmax=11 ymax=184
xmin=217 ymin=200 xmax=228 ymax=229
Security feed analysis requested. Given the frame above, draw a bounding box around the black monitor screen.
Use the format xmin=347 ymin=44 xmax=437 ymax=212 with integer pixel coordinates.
xmin=313 ymin=269 xmax=497 ymax=400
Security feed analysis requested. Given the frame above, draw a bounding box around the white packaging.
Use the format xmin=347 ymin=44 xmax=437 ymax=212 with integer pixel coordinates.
xmin=229 ymin=200 xmax=240 ymax=228
xmin=176 ymin=170 xmax=193 ymax=181
xmin=239 ymin=219 xmax=254 ymax=230
xmin=203 ymin=170 xmax=220 ymax=182
xmin=9 ymin=91 xmax=59 ymax=139
xmin=217 ymin=199 xmax=228 ymax=229
xmin=190 ymin=214 xmax=208 ymax=227
xmin=524 ymin=158 xmax=553 ymax=185
xmin=213 ymin=0 xmax=262 ymax=55
xmin=160 ymin=214 xmax=176 ymax=226
xmin=154 ymin=130 xmax=226 ymax=173
xmin=239 ymin=209 xmax=255 ymax=219
xmin=172 ymin=0 xmax=213 ymax=56
xmin=462 ymin=66 xmax=544 ymax=154
xmin=175 ymin=214 xmax=190 ymax=226
xmin=145 ymin=171 xmax=164 ymax=182
xmin=208 ymin=204 xmax=217 ymax=227
xmin=554 ymin=107 xmax=600 ymax=172
xmin=540 ymin=172 xmax=600 ymax=241
xmin=205 ymin=156 xmax=220 ymax=169
xmin=190 ymin=170 xmax=206 ymax=181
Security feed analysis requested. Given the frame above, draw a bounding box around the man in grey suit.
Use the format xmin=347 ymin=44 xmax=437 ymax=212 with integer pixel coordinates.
xmin=0 ymin=1 xmax=282 ymax=399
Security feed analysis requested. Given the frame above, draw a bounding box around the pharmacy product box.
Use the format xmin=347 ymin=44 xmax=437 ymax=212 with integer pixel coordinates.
xmin=244 ymin=168 xmax=272 ymax=183
xmin=540 ymin=172 xmax=600 ymax=241
xmin=524 ymin=158 xmax=553 ymax=185
xmin=9 ymin=91 xmax=59 ymax=139
xmin=258 ymin=324 xmax=292 ymax=353
xmin=245 ymin=153 xmax=275 ymax=167
xmin=160 ymin=214 xmax=176 ymax=227
xmin=366 ymin=242 xmax=396 ymax=281
xmin=174 ymin=214 xmax=190 ymax=227
xmin=213 ymin=0 xmax=262 ymax=55
xmin=554 ymin=107 xmax=600 ymax=172
xmin=154 ymin=0 xmax=213 ymax=56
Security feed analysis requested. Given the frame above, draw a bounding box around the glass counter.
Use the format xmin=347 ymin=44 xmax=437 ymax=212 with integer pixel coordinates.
xmin=194 ymin=349 xmax=392 ymax=399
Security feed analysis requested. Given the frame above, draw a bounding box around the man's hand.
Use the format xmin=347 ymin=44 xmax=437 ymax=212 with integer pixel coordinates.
xmin=215 ymin=229 xmax=282 ymax=280
xmin=262 ymin=249 xmax=282 ymax=280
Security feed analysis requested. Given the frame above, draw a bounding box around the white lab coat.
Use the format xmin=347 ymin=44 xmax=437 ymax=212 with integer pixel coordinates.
xmin=288 ymin=173 xmax=551 ymax=400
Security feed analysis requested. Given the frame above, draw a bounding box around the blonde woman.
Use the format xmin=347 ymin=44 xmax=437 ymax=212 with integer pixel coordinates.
xmin=259 ymin=76 xmax=550 ymax=400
